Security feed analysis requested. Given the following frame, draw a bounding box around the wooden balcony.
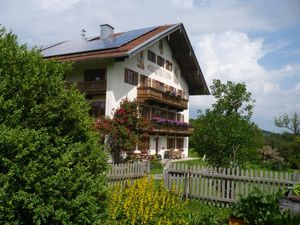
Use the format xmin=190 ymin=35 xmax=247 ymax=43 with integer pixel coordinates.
xmin=77 ymin=80 xmax=107 ymax=94
xmin=150 ymin=124 xmax=193 ymax=136
xmin=137 ymin=87 xmax=188 ymax=110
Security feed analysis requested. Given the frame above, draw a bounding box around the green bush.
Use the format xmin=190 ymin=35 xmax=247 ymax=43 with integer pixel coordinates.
xmin=186 ymin=201 xmax=229 ymax=225
xmin=150 ymin=159 xmax=164 ymax=174
xmin=231 ymin=189 xmax=300 ymax=225
xmin=0 ymin=27 xmax=107 ymax=224
xmin=108 ymin=177 xmax=188 ymax=224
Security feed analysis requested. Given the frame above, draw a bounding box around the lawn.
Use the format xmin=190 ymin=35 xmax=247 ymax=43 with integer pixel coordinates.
xmin=186 ymin=200 xmax=230 ymax=225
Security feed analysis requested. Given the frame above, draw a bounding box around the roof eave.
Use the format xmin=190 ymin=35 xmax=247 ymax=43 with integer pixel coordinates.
xmin=127 ymin=23 xmax=182 ymax=58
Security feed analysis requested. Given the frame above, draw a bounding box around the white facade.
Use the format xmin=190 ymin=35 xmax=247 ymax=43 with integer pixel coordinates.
xmin=66 ymin=38 xmax=191 ymax=159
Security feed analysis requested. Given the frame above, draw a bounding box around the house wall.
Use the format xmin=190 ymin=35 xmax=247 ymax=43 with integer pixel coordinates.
xmin=107 ymin=38 xmax=189 ymax=123
xmin=66 ymin=38 xmax=190 ymax=158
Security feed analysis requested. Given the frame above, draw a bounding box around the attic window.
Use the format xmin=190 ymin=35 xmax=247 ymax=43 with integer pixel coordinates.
xmin=165 ymin=60 xmax=172 ymax=71
xmin=124 ymin=68 xmax=138 ymax=86
xmin=157 ymin=55 xmax=165 ymax=67
xmin=147 ymin=50 xmax=156 ymax=63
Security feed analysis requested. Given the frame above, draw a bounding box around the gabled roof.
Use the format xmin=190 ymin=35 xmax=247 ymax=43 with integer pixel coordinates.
xmin=41 ymin=23 xmax=209 ymax=95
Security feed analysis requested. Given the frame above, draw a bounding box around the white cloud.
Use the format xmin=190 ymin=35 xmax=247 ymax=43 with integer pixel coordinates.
xmin=190 ymin=31 xmax=300 ymax=131
xmin=0 ymin=0 xmax=299 ymax=131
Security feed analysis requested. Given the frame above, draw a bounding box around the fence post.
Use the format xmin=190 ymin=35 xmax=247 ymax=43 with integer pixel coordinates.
xmin=185 ymin=164 xmax=190 ymax=200
xmin=292 ymin=171 xmax=300 ymax=183
xmin=163 ymin=161 xmax=171 ymax=189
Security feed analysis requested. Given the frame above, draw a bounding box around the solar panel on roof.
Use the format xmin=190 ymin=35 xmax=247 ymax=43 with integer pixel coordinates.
xmin=42 ymin=26 xmax=158 ymax=57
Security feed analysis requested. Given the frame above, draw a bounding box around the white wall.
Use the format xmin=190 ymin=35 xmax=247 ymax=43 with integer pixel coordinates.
xmin=106 ymin=38 xmax=190 ymax=122
xmin=67 ymin=37 xmax=191 ymax=156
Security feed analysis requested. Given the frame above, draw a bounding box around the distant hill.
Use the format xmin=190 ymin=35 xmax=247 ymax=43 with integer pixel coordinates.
xmin=261 ymin=129 xmax=276 ymax=136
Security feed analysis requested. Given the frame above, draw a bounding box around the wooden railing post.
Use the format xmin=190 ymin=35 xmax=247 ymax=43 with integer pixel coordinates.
xmin=292 ymin=171 xmax=300 ymax=183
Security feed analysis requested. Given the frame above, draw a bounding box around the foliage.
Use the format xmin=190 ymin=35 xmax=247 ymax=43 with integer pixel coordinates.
xmin=0 ymin=26 xmax=107 ymax=224
xmin=293 ymin=183 xmax=300 ymax=196
xmin=95 ymin=99 xmax=151 ymax=163
xmin=264 ymin=133 xmax=300 ymax=169
xmin=257 ymin=145 xmax=289 ymax=170
xmin=187 ymin=148 xmax=200 ymax=158
xmin=210 ymin=79 xmax=254 ymax=120
xmin=108 ymin=177 xmax=188 ymax=224
xmin=187 ymin=201 xmax=229 ymax=225
xmin=231 ymin=189 xmax=300 ymax=225
xmin=190 ymin=79 xmax=263 ymax=167
xmin=275 ymin=112 xmax=300 ymax=135
xmin=150 ymin=160 xmax=164 ymax=174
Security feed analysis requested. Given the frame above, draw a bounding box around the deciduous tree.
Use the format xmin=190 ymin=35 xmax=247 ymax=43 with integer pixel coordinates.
xmin=275 ymin=112 xmax=300 ymax=135
xmin=190 ymin=79 xmax=263 ymax=167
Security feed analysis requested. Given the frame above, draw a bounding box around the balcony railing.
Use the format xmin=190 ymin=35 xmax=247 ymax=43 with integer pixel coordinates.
xmin=150 ymin=123 xmax=193 ymax=136
xmin=76 ymin=80 xmax=107 ymax=93
xmin=137 ymin=81 xmax=188 ymax=110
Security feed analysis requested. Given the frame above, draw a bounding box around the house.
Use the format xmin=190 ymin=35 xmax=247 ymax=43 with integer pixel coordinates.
xmin=41 ymin=23 xmax=209 ymax=159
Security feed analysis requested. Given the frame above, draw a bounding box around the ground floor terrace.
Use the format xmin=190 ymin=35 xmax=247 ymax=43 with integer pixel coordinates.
xmin=123 ymin=135 xmax=189 ymax=160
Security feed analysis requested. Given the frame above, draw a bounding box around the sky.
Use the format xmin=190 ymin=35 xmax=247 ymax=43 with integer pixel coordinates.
xmin=0 ymin=0 xmax=299 ymax=132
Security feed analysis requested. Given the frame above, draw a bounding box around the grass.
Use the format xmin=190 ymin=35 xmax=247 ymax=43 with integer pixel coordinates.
xmin=174 ymin=159 xmax=207 ymax=167
xmin=150 ymin=160 xmax=164 ymax=174
xmin=188 ymin=148 xmax=200 ymax=158
xmin=186 ymin=200 xmax=230 ymax=225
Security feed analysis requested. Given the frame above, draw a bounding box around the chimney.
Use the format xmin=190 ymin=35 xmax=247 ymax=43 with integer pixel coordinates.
xmin=100 ymin=24 xmax=114 ymax=39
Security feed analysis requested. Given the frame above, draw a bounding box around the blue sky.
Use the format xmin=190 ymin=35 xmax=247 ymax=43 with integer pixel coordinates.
xmin=0 ymin=0 xmax=299 ymax=133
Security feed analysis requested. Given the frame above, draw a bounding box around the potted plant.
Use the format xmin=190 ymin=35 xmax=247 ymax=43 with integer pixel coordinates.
xmin=280 ymin=183 xmax=300 ymax=216
xmin=290 ymin=183 xmax=300 ymax=200
xmin=231 ymin=189 xmax=297 ymax=225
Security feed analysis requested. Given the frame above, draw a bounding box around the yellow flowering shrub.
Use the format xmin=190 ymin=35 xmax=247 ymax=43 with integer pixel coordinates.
xmin=108 ymin=177 xmax=188 ymax=224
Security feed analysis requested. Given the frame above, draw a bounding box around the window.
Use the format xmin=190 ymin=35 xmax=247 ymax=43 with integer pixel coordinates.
xmin=147 ymin=50 xmax=156 ymax=63
xmin=159 ymin=40 xmax=164 ymax=55
xmin=165 ymin=60 xmax=172 ymax=71
xmin=167 ymin=138 xmax=176 ymax=149
xmin=124 ymin=68 xmax=138 ymax=86
xmin=152 ymin=108 xmax=162 ymax=118
xmin=177 ymin=114 xmax=184 ymax=122
xmin=176 ymin=138 xmax=184 ymax=149
xmin=140 ymin=106 xmax=151 ymax=120
xmin=167 ymin=112 xmax=176 ymax=120
xmin=138 ymin=136 xmax=150 ymax=151
xmin=140 ymin=74 xmax=150 ymax=87
xmin=84 ymin=68 xmax=106 ymax=81
xmin=157 ymin=55 xmax=165 ymax=67
xmin=137 ymin=51 xmax=144 ymax=69
xmin=90 ymin=101 xmax=105 ymax=117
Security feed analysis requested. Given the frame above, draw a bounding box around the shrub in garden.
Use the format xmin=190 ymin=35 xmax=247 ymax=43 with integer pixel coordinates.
xmin=95 ymin=99 xmax=152 ymax=163
xmin=231 ymin=189 xmax=300 ymax=225
xmin=108 ymin=177 xmax=188 ymax=224
xmin=0 ymin=27 xmax=107 ymax=224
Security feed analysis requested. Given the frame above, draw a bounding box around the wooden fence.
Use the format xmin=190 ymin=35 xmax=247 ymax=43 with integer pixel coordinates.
xmin=164 ymin=163 xmax=300 ymax=207
xmin=107 ymin=161 xmax=150 ymax=187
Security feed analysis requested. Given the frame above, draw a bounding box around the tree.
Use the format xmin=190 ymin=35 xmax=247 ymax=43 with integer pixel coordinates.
xmin=95 ymin=99 xmax=151 ymax=163
xmin=0 ymin=27 xmax=108 ymax=224
xmin=210 ymin=79 xmax=255 ymax=120
xmin=190 ymin=79 xmax=263 ymax=167
xmin=275 ymin=112 xmax=300 ymax=135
